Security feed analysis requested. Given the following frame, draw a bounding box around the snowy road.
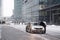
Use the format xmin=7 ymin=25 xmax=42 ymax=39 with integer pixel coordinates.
xmin=1 ymin=24 xmax=60 ymax=40
xmin=38 ymin=25 xmax=60 ymax=40
xmin=0 ymin=24 xmax=2 ymax=40
xmin=2 ymin=25 xmax=48 ymax=40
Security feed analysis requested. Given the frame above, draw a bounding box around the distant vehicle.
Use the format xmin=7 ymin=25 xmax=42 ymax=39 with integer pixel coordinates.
xmin=0 ymin=21 xmax=5 ymax=24
xmin=5 ymin=21 xmax=13 ymax=25
xmin=26 ymin=22 xmax=46 ymax=34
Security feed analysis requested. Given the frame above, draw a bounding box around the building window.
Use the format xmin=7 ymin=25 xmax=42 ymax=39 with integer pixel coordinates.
xmin=24 ymin=0 xmax=28 ymax=3
xmin=39 ymin=2 xmax=44 ymax=4
xmin=17 ymin=0 xmax=19 ymax=1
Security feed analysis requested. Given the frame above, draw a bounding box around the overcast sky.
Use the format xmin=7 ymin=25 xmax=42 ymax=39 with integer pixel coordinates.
xmin=2 ymin=0 xmax=14 ymax=17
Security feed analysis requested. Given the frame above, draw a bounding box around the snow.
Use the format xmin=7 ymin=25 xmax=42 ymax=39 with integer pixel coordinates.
xmin=7 ymin=23 xmax=60 ymax=33
xmin=10 ymin=23 xmax=27 ymax=32
xmin=0 ymin=25 xmax=1 ymax=39
xmin=2 ymin=23 xmax=60 ymax=40
xmin=46 ymin=25 xmax=60 ymax=39
xmin=47 ymin=25 xmax=60 ymax=32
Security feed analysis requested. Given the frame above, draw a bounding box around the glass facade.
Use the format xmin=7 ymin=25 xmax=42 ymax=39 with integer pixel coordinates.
xmin=22 ymin=0 xmax=40 ymax=22
xmin=40 ymin=0 xmax=60 ymax=24
xmin=13 ymin=0 xmax=60 ymax=24
xmin=22 ymin=0 xmax=48 ymax=22
xmin=14 ymin=0 xmax=23 ymax=22
xmin=47 ymin=0 xmax=60 ymax=7
xmin=0 ymin=0 xmax=1 ymax=17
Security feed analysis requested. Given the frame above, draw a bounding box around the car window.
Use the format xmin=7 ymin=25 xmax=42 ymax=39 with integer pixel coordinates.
xmin=33 ymin=23 xmax=39 ymax=25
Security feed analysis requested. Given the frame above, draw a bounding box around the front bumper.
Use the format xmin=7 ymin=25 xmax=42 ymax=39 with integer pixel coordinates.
xmin=32 ymin=28 xmax=44 ymax=33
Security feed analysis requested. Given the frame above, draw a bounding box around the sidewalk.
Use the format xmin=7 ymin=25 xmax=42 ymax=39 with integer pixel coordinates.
xmin=47 ymin=25 xmax=60 ymax=31
xmin=10 ymin=24 xmax=26 ymax=32
xmin=47 ymin=25 xmax=60 ymax=29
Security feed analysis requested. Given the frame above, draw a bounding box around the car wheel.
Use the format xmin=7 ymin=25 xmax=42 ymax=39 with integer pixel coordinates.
xmin=26 ymin=26 xmax=30 ymax=32
xmin=26 ymin=26 xmax=28 ymax=32
xmin=26 ymin=26 xmax=32 ymax=33
xmin=0 ymin=21 xmax=1 ymax=24
xmin=28 ymin=28 xmax=31 ymax=33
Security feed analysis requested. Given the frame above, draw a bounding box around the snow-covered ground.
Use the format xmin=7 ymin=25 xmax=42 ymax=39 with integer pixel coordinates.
xmin=10 ymin=23 xmax=60 ymax=40
xmin=0 ymin=24 xmax=4 ymax=39
xmin=47 ymin=25 xmax=60 ymax=31
xmin=5 ymin=23 xmax=60 ymax=33
xmin=9 ymin=23 xmax=60 ymax=32
xmin=0 ymin=26 xmax=1 ymax=39
xmin=47 ymin=25 xmax=60 ymax=35
xmin=10 ymin=23 xmax=27 ymax=32
xmin=46 ymin=25 xmax=60 ymax=39
xmin=2 ymin=23 xmax=60 ymax=40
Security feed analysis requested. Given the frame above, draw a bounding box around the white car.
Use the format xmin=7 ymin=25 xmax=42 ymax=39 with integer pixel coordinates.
xmin=26 ymin=22 xmax=46 ymax=34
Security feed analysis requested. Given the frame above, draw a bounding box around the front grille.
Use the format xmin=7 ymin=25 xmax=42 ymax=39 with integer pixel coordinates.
xmin=35 ymin=28 xmax=43 ymax=29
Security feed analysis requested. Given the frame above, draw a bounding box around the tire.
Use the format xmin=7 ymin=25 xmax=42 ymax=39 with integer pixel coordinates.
xmin=26 ymin=26 xmax=28 ymax=32
xmin=26 ymin=26 xmax=31 ymax=32
xmin=26 ymin=26 xmax=32 ymax=33
xmin=0 ymin=21 xmax=1 ymax=24
xmin=28 ymin=28 xmax=31 ymax=33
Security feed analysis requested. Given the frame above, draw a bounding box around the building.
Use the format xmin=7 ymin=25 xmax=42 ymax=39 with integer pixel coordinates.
xmin=13 ymin=0 xmax=60 ymax=24
xmin=47 ymin=0 xmax=60 ymax=6
xmin=13 ymin=0 xmax=23 ymax=22
xmin=40 ymin=0 xmax=60 ymax=24
xmin=0 ymin=0 xmax=2 ymax=17
xmin=22 ymin=0 xmax=47 ymax=22
xmin=13 ymin=0 xmax=48 ymax=23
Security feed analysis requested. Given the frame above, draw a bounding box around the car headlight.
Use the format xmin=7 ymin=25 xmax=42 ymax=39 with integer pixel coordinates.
xmin=32 ymin=27 xmax=36 ymax=30
xmin=42 ymin=27 xmax=44 ymax=30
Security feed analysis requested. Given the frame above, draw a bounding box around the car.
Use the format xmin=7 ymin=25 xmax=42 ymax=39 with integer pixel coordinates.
xmin=2 ymin=21 xmax=5 ymax=24
xmin=26 ymin=22 xmax=46 ymax=34
xmin=0 ymin=21 xmax=5 ymax=24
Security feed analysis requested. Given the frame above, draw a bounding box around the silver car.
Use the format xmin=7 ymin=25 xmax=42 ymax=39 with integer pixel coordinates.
xmin=26 ymin=22 xmax=46 ymax=34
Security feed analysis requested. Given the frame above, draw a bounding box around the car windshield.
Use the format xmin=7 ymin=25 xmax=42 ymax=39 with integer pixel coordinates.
xmin=33 ymin=23 xmax=39 ymax=25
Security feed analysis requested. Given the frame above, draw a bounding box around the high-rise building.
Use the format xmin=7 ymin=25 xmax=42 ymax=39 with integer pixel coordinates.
xmin=41 ymin=0 xmax=60 ymax=24
xmin=22 ymin=0 xmax=47 ymax=22
xmin=0 ymin=0 xmax=1 ymax=17
xmin=47 ymin=0 xmax=60 ymax=6
xmin=13 ymin=0 xmax=23 ymax=22
xmin=13 ymin=0 xmax=60 ymax=24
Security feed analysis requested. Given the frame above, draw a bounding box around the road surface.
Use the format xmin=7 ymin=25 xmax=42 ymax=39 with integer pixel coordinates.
xmin=0 ymin=24 xmax=2 ymax=40
xmin=1 ymin=24 xmax=60 ymax=40
xmin=2 ymin=25 xmax=47 ymax=40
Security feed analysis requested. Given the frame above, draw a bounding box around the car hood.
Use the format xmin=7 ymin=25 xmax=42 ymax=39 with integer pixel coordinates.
xmin=31 ymin=25 xmax=43 ymax=28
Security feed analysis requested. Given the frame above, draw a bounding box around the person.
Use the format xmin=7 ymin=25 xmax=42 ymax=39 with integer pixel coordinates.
xmin=39 ymin=21 xmax=46 ymax=27
xmin=39 ymin=21 xmax=46 ymax=33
